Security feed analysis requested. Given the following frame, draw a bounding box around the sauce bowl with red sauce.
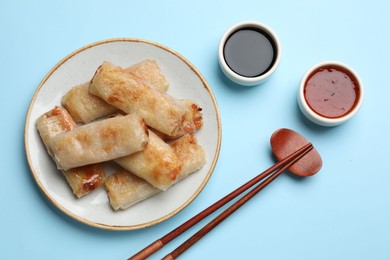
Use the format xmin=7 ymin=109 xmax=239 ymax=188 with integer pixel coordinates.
xmin=298 ymin=61 xmax=364 ymax=126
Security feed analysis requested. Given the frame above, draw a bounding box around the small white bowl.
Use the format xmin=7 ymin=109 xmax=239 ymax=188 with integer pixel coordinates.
xmin=298 ymin=61 xmax=364 ymax=126
xmin=218 ymin=21 xmax=282 ymax=86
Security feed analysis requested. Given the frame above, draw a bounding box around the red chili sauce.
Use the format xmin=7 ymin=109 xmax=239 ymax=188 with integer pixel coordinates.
xmin=304 ymin=65 xmax=360 ymax=118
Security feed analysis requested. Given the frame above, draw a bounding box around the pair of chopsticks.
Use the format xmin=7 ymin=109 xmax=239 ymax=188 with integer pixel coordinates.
xmin=129 ymin=142 xmax=313 ymax=259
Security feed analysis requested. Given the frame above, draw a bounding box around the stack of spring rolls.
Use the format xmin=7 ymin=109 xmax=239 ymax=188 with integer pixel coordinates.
xmin=36 ymin=60 xmax=206 ymax=210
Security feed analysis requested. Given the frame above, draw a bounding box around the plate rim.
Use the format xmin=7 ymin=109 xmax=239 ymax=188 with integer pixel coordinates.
xmin=24 ymin=37 xmax=222 ymax=231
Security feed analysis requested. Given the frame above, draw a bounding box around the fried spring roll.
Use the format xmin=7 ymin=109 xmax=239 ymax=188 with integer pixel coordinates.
xmin=36 ymin=106 xmax=105 ymax=198
xmin=125 ymin=59 xmax=170 ymax=92
xmin=105 ymin=133 xmax=206 ymax=210
xmin=36 ymin=106 xmax=77 ymax=156
xmin=180 ymin=100 xmax=203 ymax=134
xmin=114 ymin=130 xmax=182 ymax=191
xmin=104 ymin=170 xmax=160 ymax=210
xmin=169 ymin=133 xmax=206 ymax=179
xmin=153 ymin=99 xmax=203 ymax=140
xmin=64 ymin=165 xmax=105 ymax=198
xmin=61 ymin=82 xmax=118 ymax=123
xmin=89 ymin=61 xmax=187 ymax=137
xmin=61 ymin=59 xmax=169 ymax=123
xmin=51 ymin=114 xmax=149 ymax=170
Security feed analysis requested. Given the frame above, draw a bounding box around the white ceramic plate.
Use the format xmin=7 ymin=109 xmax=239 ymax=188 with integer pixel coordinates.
xmin=25 ymin=38 xmax=221 ymax=230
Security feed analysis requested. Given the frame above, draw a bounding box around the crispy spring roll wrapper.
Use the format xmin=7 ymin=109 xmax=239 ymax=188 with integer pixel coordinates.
xmin=152 ymin=99 xmax=203 ymax=140
xmin=36 ymin=106 xmax=105 ymax=198
xmin=105 ymin=170 xmax=160 ymax=210
xmin=125 ymin=59 xmax=170 ymax=92
xmin=51 ymin=114 xmax=149 ymax=170
xmin=36 ymin=106 xmax=77 ymax=156
xmin=61 ymin=59 xmax=169 ymax=123
xmin=89 ymin=61 xmax=188 ymax=137
xmin=64 ymin=165 xmax=105 ymax=198
xmin=169 ymin=133 xmax=206 ymax=179
xmin=114 ymin=130 xmax=182 ymax=191
xmin=106 ymin=133 xmax=206 ymax=210
xmin=61 ymin=82 xmax=118 ymax=123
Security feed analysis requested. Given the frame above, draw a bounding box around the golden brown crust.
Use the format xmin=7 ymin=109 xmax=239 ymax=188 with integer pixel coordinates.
xmin=105 ymin=170 xmax=159 ymax=210
xmin=147 ymin=100 xmax=203 ymax=141
xmin=51 ymin=114 xmax=149 ymax=170
xmin=125 ymin=59 xmax=170 ymax=92
xmin=89 ymin=61 xmax=187 ymax=136
xmin=170 ymin=134 xmax=206 ymax=179
xmin=61 ymin=60 xmax=169 ymax=123
xmin=115 ymin=130 xmax=182 ymax=191
xmin=64 ymin=164 xmax=105 ymax=198
xmin=106 ymin=134 xmax=205 ymax=210
xmin=61 ymin=83 xmax=117 ymax=123
xmin=36 ymin=106 xmax=105 ymax=198
xmin=36 ymin=106 xmax=77 ymax=156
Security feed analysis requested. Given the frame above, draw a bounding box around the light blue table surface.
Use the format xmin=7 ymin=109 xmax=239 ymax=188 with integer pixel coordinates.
xmin=2 ymin=1 xmax=390 ymax=259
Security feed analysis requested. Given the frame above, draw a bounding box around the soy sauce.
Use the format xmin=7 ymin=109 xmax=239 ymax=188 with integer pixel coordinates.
xmin=223 ymin=28 xmax=276 ymax=77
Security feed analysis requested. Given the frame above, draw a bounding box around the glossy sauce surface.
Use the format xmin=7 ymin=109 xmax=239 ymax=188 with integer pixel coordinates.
xmin=223 ymin=28 xmax=275 ymax=77
xmin=304 ymin=65 xmax=360 ymax=118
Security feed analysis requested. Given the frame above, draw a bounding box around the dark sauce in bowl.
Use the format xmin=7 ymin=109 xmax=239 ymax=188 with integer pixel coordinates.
xmin=304 ymin=65 xmax=360 ymax=118
xmin=223 ymin=28 xmax=276 ymax=78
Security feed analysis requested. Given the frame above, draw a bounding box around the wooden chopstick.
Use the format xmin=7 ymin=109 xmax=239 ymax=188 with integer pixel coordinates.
xmin=129 ymin=143 xmax=313 ymax=260
xmin=162 ymin=144 xmax=313 ymax=259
